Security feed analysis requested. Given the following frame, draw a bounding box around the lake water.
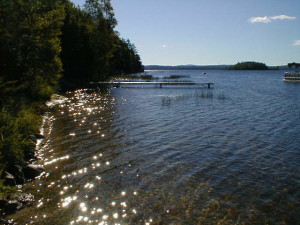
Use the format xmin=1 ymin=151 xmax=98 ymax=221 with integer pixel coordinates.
xmin=9 ymin=70 xmax=300 ymax=224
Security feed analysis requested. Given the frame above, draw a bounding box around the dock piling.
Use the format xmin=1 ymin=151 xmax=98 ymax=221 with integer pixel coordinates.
xmin=90 ymin=81 xmax=214 ymax=89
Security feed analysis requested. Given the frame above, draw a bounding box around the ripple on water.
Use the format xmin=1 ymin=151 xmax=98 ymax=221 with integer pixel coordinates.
xmin=9 ymin=71 xmax=300 ymax=224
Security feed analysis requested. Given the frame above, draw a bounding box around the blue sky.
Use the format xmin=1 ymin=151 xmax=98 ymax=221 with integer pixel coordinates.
xmin=72 ymin=0 xmax=300 ymax=66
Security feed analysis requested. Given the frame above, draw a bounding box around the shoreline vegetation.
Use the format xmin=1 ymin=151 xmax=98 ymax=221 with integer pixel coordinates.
xmin=0 ymin=0 xmax=143 ymax=219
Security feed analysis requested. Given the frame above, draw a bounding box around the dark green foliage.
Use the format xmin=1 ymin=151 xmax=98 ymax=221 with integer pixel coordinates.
xmin=60 ymin=2 xmax=95 ymax=85
xmin=0 ymin=109 xmax=40 ymax=170
xmin=110 ymin=38 xmax=144 ymax=75
xmin=0 ymin=0 xmax=65 ymax=105
xmin=60 ymin=0 xmax=143 ymax=88
xmin=0 ymin=108 xmax=39 ymax=199
xmin=0 ymin=0 xmax=143 ymax=198
xmin=0 ymin=111 xmax=24 ymax=169
xmin=227 ymin=61 xmax=269 ymax=70
xmin=0 ymin=0 xmax=65 ymax=189
xmin=0 ymin=180 xmax=16 ymax=200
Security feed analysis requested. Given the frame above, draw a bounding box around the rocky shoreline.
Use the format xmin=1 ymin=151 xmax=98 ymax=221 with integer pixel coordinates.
xmin=0 ymin=134 xmax=46 ymax=221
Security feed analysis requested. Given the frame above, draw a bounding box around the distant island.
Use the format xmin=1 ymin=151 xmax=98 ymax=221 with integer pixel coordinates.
xmin=145 ymin=62 xmax=283 ymax=70
xmin=227 ymin=61 xmax=269 ymax=70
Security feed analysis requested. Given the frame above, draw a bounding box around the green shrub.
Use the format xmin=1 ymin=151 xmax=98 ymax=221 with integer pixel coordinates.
xmin=0 ymin=179 xmax=16 ymax=200
xmin=0 ymin=111 xmax=25 ymax=169
xmin=16 ymin=108 xmax=41 ymax=136
xmin=0 ymin=108 xmax=40 ymax=170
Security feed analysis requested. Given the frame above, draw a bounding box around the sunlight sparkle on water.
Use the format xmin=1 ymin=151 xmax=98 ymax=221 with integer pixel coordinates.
xmin=102 ymin=215 xmax=109 ymax=220
xmin=15 ymin=90 xmax=156 ymax=224
xmin=79 ymin=202 xmax=88 ymax=212
xmin=84 ymin=183 xmax=94 ymax=189
xmin=97 ymin=208 xmax=103 ymax=213
xmin=45 ymin=155 xmax=70 ymax=166
xmin=120 ymin=202 xmax=127 ymax=207
xmin=86 ymin=108 xmax=93 ymax=113
xmin=36 ymin=201 xmax=43 ymax=208
xmin=62 ymin=196 xmax=78 ymax=208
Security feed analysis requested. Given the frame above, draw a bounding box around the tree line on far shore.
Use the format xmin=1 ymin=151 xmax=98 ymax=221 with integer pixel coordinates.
xmin=0 ymin=0 xmax=143 ymax=199
xmin=144 ymin=62 xmax=281 ymax=71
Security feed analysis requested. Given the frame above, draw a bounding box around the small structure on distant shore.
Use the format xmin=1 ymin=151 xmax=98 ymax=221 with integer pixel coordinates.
xmin=284 ymin=62 xmax=300 ymax=82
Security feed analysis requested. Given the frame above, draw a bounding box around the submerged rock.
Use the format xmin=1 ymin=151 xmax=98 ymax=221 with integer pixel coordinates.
xmin=29 ymin=133 xmax=44 ymax=142
xmin=4 ymin=173 xmax=16 ymax=186
xmin=8 ymin=165 xmax=25 ymax=185
xmin=4 ymin=201 xmax=23 ymax=214
xmin=34 ymin=133 xmax=45 ymax=139
xmin=0 ymin=193 xmax=34 ymax=217
xmin=23 ymin=143 xmax=37 ymax=162
xmin=23 ymin=164 xmax=45 ymax=180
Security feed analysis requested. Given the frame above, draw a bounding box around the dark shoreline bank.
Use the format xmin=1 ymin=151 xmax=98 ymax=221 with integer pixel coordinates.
xmin=0 ymin=133 xmax=46 ymax=220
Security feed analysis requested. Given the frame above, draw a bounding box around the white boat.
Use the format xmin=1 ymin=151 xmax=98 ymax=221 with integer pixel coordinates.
xmin=284 ymin=62 xmax=300 ymax=82
xmin=284 ymin=71 xmax=300 ymax=82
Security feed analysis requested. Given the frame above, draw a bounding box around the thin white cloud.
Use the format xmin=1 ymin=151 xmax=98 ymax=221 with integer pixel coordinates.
xmin=272 ymin=15 xmax=296 ymax=20
xmin=248 ymin=15 xmax=296 ymax=23
xmin=293 ymin=40 xmax=300 ymax=46
xmin=161 ymin=44 xmax=167 ymax=48
xmin=249 ymin=16 xmax=271 ymax=23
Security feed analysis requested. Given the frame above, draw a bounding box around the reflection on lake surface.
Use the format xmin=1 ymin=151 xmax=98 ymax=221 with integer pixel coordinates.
xmin=10 ymin=70 xmax=300 ymax=224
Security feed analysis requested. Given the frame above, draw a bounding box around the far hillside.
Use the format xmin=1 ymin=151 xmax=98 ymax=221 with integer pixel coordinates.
xmin=144 ymin=65 xmax=230 ymax=70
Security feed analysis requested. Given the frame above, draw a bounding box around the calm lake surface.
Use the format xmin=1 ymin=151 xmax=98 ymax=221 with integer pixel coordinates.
xmin=10 ymin=70 xmax=300 ymax=224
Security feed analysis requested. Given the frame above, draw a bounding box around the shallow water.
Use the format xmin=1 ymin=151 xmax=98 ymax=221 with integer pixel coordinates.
xmin=9 ymin=70 xmax=300 ymax=224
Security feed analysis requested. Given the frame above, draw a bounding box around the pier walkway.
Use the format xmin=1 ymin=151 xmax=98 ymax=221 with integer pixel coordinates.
xmin=90 ymin=81 xmax=214 ymax=89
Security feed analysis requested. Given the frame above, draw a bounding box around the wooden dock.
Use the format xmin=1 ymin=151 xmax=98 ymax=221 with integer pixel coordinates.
xmin=90 ymin=81 xmax=214 ymax=89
